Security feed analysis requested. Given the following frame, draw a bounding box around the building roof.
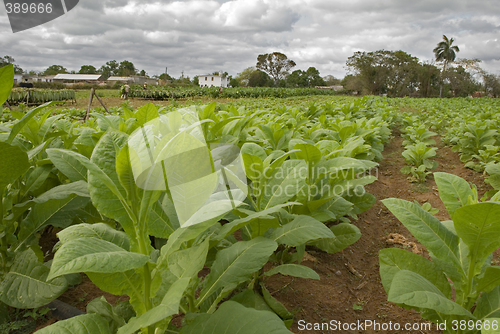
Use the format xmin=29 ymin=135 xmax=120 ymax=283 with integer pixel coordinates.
xmin=53 ymin=74 xmax=103 ymax=80
xmin=107 ymin=76 xmax=132 ymax=81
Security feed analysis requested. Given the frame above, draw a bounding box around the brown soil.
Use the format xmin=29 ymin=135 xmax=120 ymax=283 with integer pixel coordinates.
xmin=31 ymin=130 xmax=497 ymax=334
xmin=265 ymin=132 xmax=494 ymax=334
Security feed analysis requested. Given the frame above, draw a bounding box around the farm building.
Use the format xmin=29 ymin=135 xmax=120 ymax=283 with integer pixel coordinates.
xmin=107 ymin=76 xmax=158 ymax=86
xmin=53 ymin=74 xmax=105 ymax=84
xmin=198 ymin=73 xmax=229 ymax=88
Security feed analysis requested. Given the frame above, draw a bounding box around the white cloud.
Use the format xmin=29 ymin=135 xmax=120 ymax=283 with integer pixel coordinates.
xmin=1 ymin=0 xmax=500 ymax=77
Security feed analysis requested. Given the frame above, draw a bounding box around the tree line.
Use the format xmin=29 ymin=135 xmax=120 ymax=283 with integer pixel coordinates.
xmin=2 ymin=35 xmax=499 ymax=96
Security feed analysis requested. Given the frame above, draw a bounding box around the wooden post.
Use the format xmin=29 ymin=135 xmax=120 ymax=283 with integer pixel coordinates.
xmin=84 ymin=88 xmax=94 ymax=121
xmin=84 ymin=88 xmax=111 ymax=121
xmin=93 ymin=92 xmax=110 ymax=114
xmin=2 ymin=101 xmax=12 ymax=110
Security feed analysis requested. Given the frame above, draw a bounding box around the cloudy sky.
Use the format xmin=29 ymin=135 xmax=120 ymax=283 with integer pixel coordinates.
xmin=1 ymin=0 xmax=500 ymax=79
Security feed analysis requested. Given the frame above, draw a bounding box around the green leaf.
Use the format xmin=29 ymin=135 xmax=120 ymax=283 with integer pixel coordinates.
xmin=241 ymin=142 xmax=267 ymax=161
xmin=294 ymin=143 xmax=322 ymax=164
xmin=264 ymin=264 xmax=319 ymax=280
xmin=453 ymin=203 xmax=500 ymax=277
xmin=434 ymin=172 xmax=474 ymax=216
xmin=379 ymin=248 xmax=452 ymax=298
xmin=47 ymin=147 xmax=88 ymax=182
xmin=312 ymin=223 xmax=361 ymax=253
xmin=388 ymin=270 xmax=474 ymax=318
xmin=382 ymin=198 xmax=462 ymax=283
xmin=15 ymin=181 xmax=91 ymax=253
xmin=0 ymin=141 xmax=30 ymax=190
xmin=57 ymin=223 xmax=130 ymax=251
xmin=180 ymin=301 xmax=293 ymax=334
xmin=148 ymin=201 xmax=175 ymax=239
xmin=269 ymin=215 xmax=334 ymax=247
xmin=86 ymin=297 xmax=126 ymax=333
xmin=168 ymin=238 xmax=209 ymax=279
xmin=230 ymin=289 xmax=273 ymax=312
xmin=474 ymin=286 xmax=500 ymax=320
xmin=261 ymin=283 xmax=294 ymax=321
xmin=482 ymin=319 xmax=500 ymax=334
xmin=48 ymin=237 xmax=149 ymax=280
xmin=477 ymin=267 xmax=500 ymax=294
xmin=7 ymin=101 xmax=57 ymax=144
xmin=197 ymin=237 xmax=277 ymax=307
xmin=217 ymin=203 xmax=298 ymax=241
xmin=117 ymin=278 xmax=189 ymax=334
xmin=35 ymin=314 xmax=112 ymax=334
xmin=134 ymin=103 xmax=159 ymax=126
xmin=260 ymin=159 xmax=307 ymax=209
xmin=242 ymin=153 xmax=263 ymax=182
xmin=0 ymin=249 xmax=67 ymax=308
xmin=0 ymin=64 xmax=14 ymax=105
xmin=87 ymin=270 xmax=146 ymax=316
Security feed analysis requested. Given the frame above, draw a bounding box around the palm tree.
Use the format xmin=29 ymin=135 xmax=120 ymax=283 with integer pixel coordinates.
xmin=433 ymin=35 xmax=460 ymax=97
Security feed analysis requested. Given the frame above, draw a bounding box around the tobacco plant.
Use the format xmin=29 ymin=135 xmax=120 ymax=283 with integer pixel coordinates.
xmin=380 ymin=172 xmax=500 ymax=334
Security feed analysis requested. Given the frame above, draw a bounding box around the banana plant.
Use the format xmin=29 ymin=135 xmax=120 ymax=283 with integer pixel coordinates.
xmin=380 ymin=173 xmax=500 ymax=334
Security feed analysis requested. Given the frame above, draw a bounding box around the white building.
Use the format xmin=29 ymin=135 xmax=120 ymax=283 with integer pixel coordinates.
xmin=198 ymin=73 xmax=229 ymax=88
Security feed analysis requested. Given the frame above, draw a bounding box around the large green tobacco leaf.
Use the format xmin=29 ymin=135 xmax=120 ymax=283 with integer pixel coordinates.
xmin=167 ymin=238 xmax=209 ymax=279
xmin=35 ymin=313 xmax=112 ymax=334
xmin=0 ymin=249 xmax=67 ymax=308
xmin=148 ymin=201 xmax=176 ymax=239
xmin=134 ymin=103 xmax=159 ymax=127
xmin=477 ymin=267 xmax=500 ymax=294
xmin=197 ymin=237 xmax=277 ymax=307
xmin=88 ymin=133 xmax=136 ymax=240
xmin=382 ymin=198 xmax=463 ymax=283
xmin=0 ymin=141 xmax=30 ymax=190
xmin=48 ymin=237 xmax=149 ymax=280
xmin=269 ymin=215 xmax=334 ymax=247
xmin=434 ymin=172 xmax=474 ymax=216
xmin=117 ymin=278 xmax=189 ymax=334
xmin=15 ymin=182 xmax=91 ymax=253
xmin=474 ymin=286 xmax=500 ymax=320
xmin=180 ymin=301 xmax=292 ymax=334
xmin=47 ymin=148 xmax=88 ymax=182
xmin=294 ymin=143 xmax=322 ymax=164
xmin=0 ymin=64 xmax=14 ymax=105
xmin=6 ymin=101 xmax=57 ymax=145
xmin=57 ymin=223 xmax=130 ymax=251
xmin=87 ymin=270 xmax=146 ymax=316
xmin=453 ymin=203 xmax=500 ymax=277
xmin=379 ymin=248 xmax=452 ymax=298
xmin=312 ymin=223 xmax=361 ymax=254
xmin=260 ymin=159 xmax=307 ymax=209
xmin=217 ymin=203 xmax=298 ymax=241
xmin=388 ymin=270 xmax=474 ymax=318
xmin=264 ymin=264 xmax=319 ymax=280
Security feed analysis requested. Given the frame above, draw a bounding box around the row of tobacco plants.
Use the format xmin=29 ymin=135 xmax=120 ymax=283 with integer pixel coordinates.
xmin=0 ymin=64 xmax=393 ymax=333
xmin=382 ymin=96 xmax=500 ymax=333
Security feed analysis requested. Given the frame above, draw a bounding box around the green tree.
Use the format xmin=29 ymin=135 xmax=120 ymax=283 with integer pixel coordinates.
xmin=42 ymin=65 xmax=68 ymax=75
xmin=483 ymin=73 xmax=500 ymax=97
xmin=117 ymin=60 xmax=137 ymax=77
xmin=98 ymin=60 xmax=119 ymax=79
xmin=417 ymin=62 xmax=441 ymax=97
xmin=78 ymin=65 xmax=97 ymax=74
xmin=256 ymin=52 xmax=296 ymax=86
xmin=248 ymin=70 xmax=273 ymax=87
xmin=304 ymin=67 xmax=326 ymax=87
xmin=236 ymin=67 xmax=258 ymax=87
xmin=0 ymin=56 xmax=23 ymax=74
xmin=433 ymin=35 xmax=460 ymax=97
xmin=139 ymin=69 xmax=147 ymax=76
xmin=323 ymin=75 xmax=341 ymax=86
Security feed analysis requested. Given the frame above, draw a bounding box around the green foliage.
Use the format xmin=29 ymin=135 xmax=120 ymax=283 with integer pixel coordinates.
xmin=380 ymin=173 xmax=500 ymax=334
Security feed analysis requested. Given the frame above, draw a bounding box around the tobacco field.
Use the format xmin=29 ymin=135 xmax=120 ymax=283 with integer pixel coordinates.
xmin=1 ymin=64 xmax=500 ymax=334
